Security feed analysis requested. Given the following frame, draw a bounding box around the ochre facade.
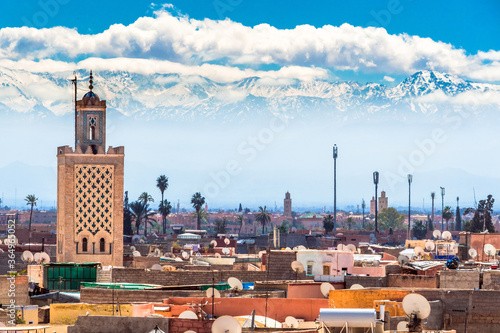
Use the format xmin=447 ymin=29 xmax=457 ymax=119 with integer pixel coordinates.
xmin=57 ymin=73 xmax=124 ymax=266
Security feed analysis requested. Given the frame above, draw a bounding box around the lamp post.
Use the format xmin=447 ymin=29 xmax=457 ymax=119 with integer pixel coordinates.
xmin=440 ymin=187 xmax=445 ymax=231
xmin=373 ymin=171 xmax=379 ymax=233
xmin=407 ymin=174 xmax=413 ymax=240
xmin=333 ymin=145 xmax=338 ymax=232
xmin=361 ymin=199 xmax=366 ymax=229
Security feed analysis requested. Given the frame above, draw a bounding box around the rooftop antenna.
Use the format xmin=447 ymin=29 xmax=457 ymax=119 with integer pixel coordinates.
xmin=71 ymin=71 xmax=77 ymax=147
xmin=402 ymin=293 xmax=431 ymax=332
xmin=473 ymin=188 xmax=478 ymax=208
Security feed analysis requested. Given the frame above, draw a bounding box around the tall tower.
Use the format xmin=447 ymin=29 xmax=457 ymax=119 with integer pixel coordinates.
xmin=56 ymin=71 xmax=124 ymax=266
xmin=379 ymin=191 xmax=388 ymax=212
xmin=284 ymin=191 xmax=292 ymax=217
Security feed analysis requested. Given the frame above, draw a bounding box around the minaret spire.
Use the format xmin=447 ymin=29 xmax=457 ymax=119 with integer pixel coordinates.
xmin=89 ymin=70 xmax=94 ymax=91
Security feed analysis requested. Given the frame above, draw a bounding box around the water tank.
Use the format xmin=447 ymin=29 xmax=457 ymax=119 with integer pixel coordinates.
xmin=319 ymin=308 xmax=376 ymax=328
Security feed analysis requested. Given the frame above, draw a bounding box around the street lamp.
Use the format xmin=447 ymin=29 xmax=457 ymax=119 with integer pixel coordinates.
xmin=333 ymin=145 xmax=338 ymax=232
xmin=440 ymin=187 xmax=445 ymax=231
xmin=373 ymin=171 xmax=379 ymax=233
xmin=407 ymin=174 xmax=413 ymax=240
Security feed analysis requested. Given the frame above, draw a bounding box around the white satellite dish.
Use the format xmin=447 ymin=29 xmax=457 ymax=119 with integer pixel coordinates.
xmin=484 ymin=244 xmax=497 ymax=257
xmin=184 ymin=331 xmax=197 ymax=333
xmin=130 ymin=246 xmax=136 ymax=251
xmin=151 ymin=264 xmax=162 ymax=271
xmin=179 ymin=310 xmax=198 ymax=319
xmin=397 ymin=321 xmax=409 ymax=331
xmin=414 ymin=247 xmax=425 ymax=257
xmin=222 ymin=248 xmax=230 ymax=255
xmin=210 ymin=240 xmax=218 ymax=247
xmin=181 ymin=251 xmax=190 ymax=259
xmin=133 ymin=251 xmax=141 ymax=257
xmin=40 ymin=252 xmax=50 ymax=264
xmin=175 ymin=257 xmax=183 ymax=262
xmin=291 ymin=261 xmax=304 ymax=273
xmin=398 ymin=255 xmax=409 ymax=266
xmin=258 ymin=250 xmax=266 ymax=258
xmin=433 ymin=230 xmax=441 ymax=239
xmin=402 ymin=293 xmax=431 ymax=320
xmin=22 ymin=251 xmax=34 ymax=263
xmin=442 ymin=231 xmax=452 ymax=241
xmin=33 ymin=252 xmax=41 ymax=263
xmin=228 ymin=277 xmax=243 ymax=291
xmin=320 ymin=282 xmax=335 ymax=298
xmin=215 ymin=253 xmax=221 ymax=258
xmin=469 ymin=248 xmax=478 ymax=259
xmin=297 ymin=245 xmax=306 ymax=251
xmin=425 ymin=241 xmax=435 ymax=251
xmin=337 ymin=244 xmax=346 ymax=251
xmin=224 ymin=238 xmax=231 ymax=245
xmin=346 ymin=244 xmax=357 ymax=253
xmin=154 ymin=248 xmax=161 ymax=257
xmin=285 ymin=247 xmax=292 ymax=252
xmin=132 ymin=235 xmax=141 ymax=243
xmin=211 ymin=316 xmax=242 ymax=333
xmin=285 ymin=316 xmax=299 ymax=328
xmin=206 ymin=287 xmax=221 ymax=298
xmin=350 ymin=284 xmax=364 ymax=290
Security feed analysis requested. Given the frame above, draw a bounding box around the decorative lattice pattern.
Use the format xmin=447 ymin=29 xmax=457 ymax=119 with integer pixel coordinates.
xmin=75 ymin=165 xmax=114 ymax=237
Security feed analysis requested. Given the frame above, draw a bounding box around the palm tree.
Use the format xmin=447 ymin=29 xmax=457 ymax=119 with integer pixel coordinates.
xmin=237 ymin=215 xmax=245 ymax=235
xmin=191 ymin=192 xmax=206 ymax=230
xmin=138 ymin=192 xmax=154 ymax=235
xmin=25 ymin=195 xmax=38 ymax=243
xmin=129 ymin=201 xmax=155 ymax=235
xmin=158 ymin=199 xmax=172 ymax=233
xmin=156 ymin=175 xmax=169 ymax=233
xmin=430 ymin=192 xmax=435 ymax=230
xmin=442 ymin=206 xmax=454 ymax=231
xmin=255 ymin=206 xmax=271 ymax=234
xmin=323 ymin=214 xmax=334 ymax=233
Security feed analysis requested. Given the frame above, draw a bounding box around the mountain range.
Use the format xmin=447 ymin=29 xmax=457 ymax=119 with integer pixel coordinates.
xmin=0 ymin=69 xmax=498 ymax=120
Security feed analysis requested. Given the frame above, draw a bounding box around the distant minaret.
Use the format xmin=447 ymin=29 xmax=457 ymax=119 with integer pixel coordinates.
xmin=205 ymin=203 xmax=208 ymax=212
xmin=284 ymin=191 xmax=292 ymax=217
xmin=177 ymin=199 xmax=180 ymax=214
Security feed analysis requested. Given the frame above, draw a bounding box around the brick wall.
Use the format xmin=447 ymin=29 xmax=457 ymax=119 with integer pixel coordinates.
xmin=482 ymin=271 xmax=500 ymax=290
xmin=266 ymin=251 xmax=307 ymax=281
xmin=345 ymin=275 xmax=387 ymax=288
xmin=387 ymin=274 xmax=439 ymax=288
xmin=439 ymin=270 xmax=480 ymax=289
xmin=0 ymin=275 xmax=29 ymax=305
xmin=68 ymin=315 xmax=169 ymax=333
xmin=169 ymin=318 xmax=212 ymax=333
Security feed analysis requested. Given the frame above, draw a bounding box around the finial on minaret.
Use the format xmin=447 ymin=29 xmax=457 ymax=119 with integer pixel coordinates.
xmin=89 ymin=70 xmax=93 ymax=91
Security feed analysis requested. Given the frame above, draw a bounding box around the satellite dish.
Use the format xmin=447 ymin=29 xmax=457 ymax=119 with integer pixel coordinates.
xmin=33 ymin=252 xmax=41 ymax=263
xmin=442 ymin=231 xmax=452 ymax=241
xmin=206 ymin=287 xmax=221 ymax=298
xmin=151 ymin=264 xmax=162 ymax=271
xmin=181 ymin=251 xmax=190 ymax=259
xmin=291 ymin=261 xmax=304 ymax=273
xmin=211 ymin=316 xmax=242 ymax=333
xmin=130 ymin=246 xmax=136 ymax=251
xmin=425 ymin=241 xmax=435 ymax=251
xmin=350 ymin=284 xmax=364 ymax=290
xmin=291 ymin=227 xmax=297 ymax=232
xmin=222 ymin=248 xmax=230 ymax=255
xmin=175 ymin=257 xmax=183 ymax=262
xmin=346 ymin=244 xmax=357 ymax=253
xmin=297 ymin=245 xmax=306 ymax=251
xmin=484 ymin=244 xmax=497 ymax=257
xmin=433 ymin=230 xmax=441 ymax=239
xmin=469 ymin=248 xmax=478 ymax=259
xmin=402 ymin=293 xmax=431 ymax=319
xmin=320 ymin=282 xmax=335 ymax=298
xmin=132 ymin=235 xmax=141 ymax=243
xmin=22 ymin=251 xmax=34 ymax=263
xmin=40 ymin=252 xmax=50 ymax=264
xmin=285 ymin=247 xmax=292 ymax=252
xmin=179 ymin=311 xmax=198 ymax=319
xmin=185 ymin=331 xmax=197 ymax=333
xmin=258 ymin=250 xmax=266 ymax=258
xmin=154 ymin=248 xmax=161 ymax=256
xmin=210 ymin=240 xmax=217 ymax=247
xmin=398 ymin=255 xmax=410 ymax=266
xmin=285 ymin=316 xmax=299 ymax=328
xmin=133 ymin=251 xmax=141 ymax=257
xmin=215 ymin=253 xmax=221 ymax=258
xmin=224 ymin=238 xmax=231 ymax=245
xmin=397 ymin=321 xmax=408 ymax=331
xmin=414 ymin=247 xmax=425 ymax=257
xmin=228 ymin=277 xmax=243 ymax=291
xmin=0 ymin=239 xmax=2 ymax=244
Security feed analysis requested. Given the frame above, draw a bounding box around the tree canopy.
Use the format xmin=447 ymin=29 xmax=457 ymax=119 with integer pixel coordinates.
xmin=323 ymin=214 xmax=334 ymax=233
xmin=378 ymin=207 xmax=405 ymax=231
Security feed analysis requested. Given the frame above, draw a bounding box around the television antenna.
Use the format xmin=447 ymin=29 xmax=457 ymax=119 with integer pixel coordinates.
xmin=228 ymin=277 xmax=243 ymax=292
xmin=151 ymin=264 xmax=162 ymax=271
xmin=424 ymin=241 xmax=435 ymax=251
xmin=178 ymin=310 xmax=198 ymax=319
xmin=442 ymin=231 xmax=452 ymax=241
xmin=291 ymin=261 xmax=304 ymax=281
xmin=432 ymin=230 xmax=441 ymax=240
xmin=402 ymin=293 xmax=431 ymax=332
xmin=320 ymin=282 xmax=335 ymax=298
xmin=206 ymin=287 xmax=221 ymax=298
xmin=285 ymin=316 xmax=299 ymax=328
xmin=22 ymin=251 xmax=34 ymax=263
xmin=468 ymin=248 xmax=477 ymax=259
xmin=350 ymin=284 xmax=364 ymax=290
xmin=211 ymin=316 xmax=242 ymax=333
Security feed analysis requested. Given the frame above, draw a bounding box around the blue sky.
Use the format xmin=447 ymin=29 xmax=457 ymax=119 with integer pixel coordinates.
xmin=1 ymin=1 xmax=500 ymax=211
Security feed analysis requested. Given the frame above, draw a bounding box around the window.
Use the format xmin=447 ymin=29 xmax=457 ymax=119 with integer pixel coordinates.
xmin=100 ymin=238 xmax=105 ymax=252
xmin=306 ymin=262 xmax=314 ymax=276
xmin=90 ymin=126 xmax=96 ymax=140
xmin=82 ymin=237 xmax=88 ymax=252
xmin=323 ymin=264 xmax=330 ymax=275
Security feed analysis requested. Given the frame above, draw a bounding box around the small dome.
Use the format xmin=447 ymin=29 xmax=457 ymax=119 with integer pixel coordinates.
xmin=82 ymin=91 xmax=100 ymax=106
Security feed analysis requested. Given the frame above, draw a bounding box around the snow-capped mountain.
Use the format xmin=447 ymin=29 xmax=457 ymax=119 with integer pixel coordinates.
xmin=0 ymin=68 xmax=498 ymax=120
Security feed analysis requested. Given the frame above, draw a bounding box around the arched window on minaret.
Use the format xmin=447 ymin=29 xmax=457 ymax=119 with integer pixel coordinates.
xmin=100 ymin=238 xmax=105 ymax=252
xmin=90 ymin=126 xmax=96 ymax=140
xmin=82 ymin=237 xmax=88 ymax=252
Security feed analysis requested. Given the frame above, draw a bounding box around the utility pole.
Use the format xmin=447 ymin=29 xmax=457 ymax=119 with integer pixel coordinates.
xmin=373 ymin=171 xmax=379 ymax=233
xmin=407 ymin=174 xmax=413 ymax=240
xmin=440 ymin=187 xmax=445 ymax=231
xmin=333 ymin=145 xmax=338 ymax=232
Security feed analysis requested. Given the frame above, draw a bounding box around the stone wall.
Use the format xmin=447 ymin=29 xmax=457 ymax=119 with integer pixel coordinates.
xmin=482 ymin=270 xmax=500 ymax=290
xmin=0 ymin=275 xmax=29 ymax=305
xmin=68 ymin=315 xmax=168 ymax=333
xmin=387 ymin=274 xmax=439 ymax=288
xmin=439 ymin=270 xmax=480 ymax=289
xmin=266 ymin=251 xmax=307 ymax=281
xmin=345 ymin=275 xmax=387 ymax=288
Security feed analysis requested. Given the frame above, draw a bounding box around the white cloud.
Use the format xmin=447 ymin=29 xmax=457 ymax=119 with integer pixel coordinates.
xmin=384 ymin=76 xmax=395 ymax=82
xmin=0 ymin=11 xmax=498 ymax=81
